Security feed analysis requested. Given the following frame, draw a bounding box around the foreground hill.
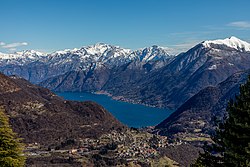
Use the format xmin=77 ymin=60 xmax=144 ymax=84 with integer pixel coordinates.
xmin=0 ymin=73 xmax=124 ymax=148
xmin=155 ymin=69 xmax=250 ymax=142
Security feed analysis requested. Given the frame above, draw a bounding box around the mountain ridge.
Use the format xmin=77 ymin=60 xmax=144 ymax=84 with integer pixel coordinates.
xmin=0 ymin=43 xmax=173 ymax=64
xmin=154 ymin=69 xmax=250 ymax=141
xmin=1 ymin=36 xmax=250 ymax=110
xmin=202 ymin=36 xmax=250 ymax=52
xmin=0 ymin=43 xmax=173 ymax=84
xmin=96 ymin=37 xmax=250 ymax=109
xmin=0 ymin=72 xmax=124 ymax=147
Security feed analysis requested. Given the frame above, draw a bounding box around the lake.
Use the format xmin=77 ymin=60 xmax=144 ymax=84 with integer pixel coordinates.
xmin=56 ymin=92 xmax=174 ymax=128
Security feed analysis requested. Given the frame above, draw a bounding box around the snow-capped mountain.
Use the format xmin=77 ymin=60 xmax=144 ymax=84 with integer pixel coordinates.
xmin=37 ymin=44 xmax=174 ymax=91
xmin=45 ymin=43 xmax=173 ymax=70
xmin=0 ymin=50 xmax=45 ymax=59
xmin=0 ymin=50 xmax=46 ymax=65
xmin=202 ymin=36 xmax=250 ymax=52
xmin=0 ymin=43 xmax=172 ymax=67
xmin=168 ymin=36 xmax=250 ymax=72
xmin=2 ymin=37 xmax=250 ymax=109
xmin=0 ymin=43 xmax=172 ymax=83
xmin=46 ymin=43 xmax=135 ymax=71
xmin=105 ymin=36 xmax=250 ymax=109
xmin=133 ymin=45 xmax=172 ymax=62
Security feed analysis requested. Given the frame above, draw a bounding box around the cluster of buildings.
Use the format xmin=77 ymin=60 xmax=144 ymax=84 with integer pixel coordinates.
xmin=26 ymin=129 xmax=170 ymax=163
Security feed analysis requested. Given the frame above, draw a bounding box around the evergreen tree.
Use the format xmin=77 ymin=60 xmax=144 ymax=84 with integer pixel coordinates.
xmin=193 ymin=75 xmax=250 ymax=167
xmin=0 ymin=108 xmax=25 ymax=167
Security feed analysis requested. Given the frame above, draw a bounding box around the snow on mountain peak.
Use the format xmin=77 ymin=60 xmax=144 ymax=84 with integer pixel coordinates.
xmin=16 ymin=50 xmax=46 ymax=57
xmin=0 ymin=50 xmax=45 ymax=60
xmin=202 ymin=36 xmax=250 ymax=52
xmin=134 ymin=45 xmax=171 ymax=61
xmin=85 ymin=43 xmax=109 ymax=55
xmin=51 ymin=43 xmax=132 ymax=57
xmin=87 ymin=43 xmax=132 ymax=56
xmin=46 ymin=43 xmax=136 ymax=70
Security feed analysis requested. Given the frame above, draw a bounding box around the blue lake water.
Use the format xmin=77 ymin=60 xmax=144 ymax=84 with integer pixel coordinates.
xmin=56 ymin=92 xmax=174 ymax=128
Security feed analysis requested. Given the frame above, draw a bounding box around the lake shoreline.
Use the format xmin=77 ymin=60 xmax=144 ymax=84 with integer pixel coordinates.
xmin=56 ymin=91 xmax=174 ymax=128
xmin=93 ymin=90 xmax=166 ymax=109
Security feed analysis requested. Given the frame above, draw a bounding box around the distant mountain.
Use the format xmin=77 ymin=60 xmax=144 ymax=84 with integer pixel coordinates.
xmin=0 ymin=50 xmax=45 ymax=66
xmin=0 ymin=43 xmax=172 ymax=84
xmin=132 ymin=45 xmax=172 ymax=61
xmin=154 ymin=70 xmax=250 ymax=141
xmin=40 ymin=45 xmax=173 ymax=92
xmin=0 ymin=73 xmax=124 ymax=148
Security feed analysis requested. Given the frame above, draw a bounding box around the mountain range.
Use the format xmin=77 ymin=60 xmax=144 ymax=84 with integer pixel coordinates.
xmin=118 ymin=36 xmax=250 ymax=108
xmin=0 ymin=43 xmax=172 ymax=84
xmin=1 ymin=36 xmax=250 ymax=142
xmin=1 ymin=37 xmax=250 ymax=108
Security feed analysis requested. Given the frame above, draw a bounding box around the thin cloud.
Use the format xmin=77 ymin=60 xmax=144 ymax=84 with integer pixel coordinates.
xmin=8 ymin=48 xmax=17 ymax=51
xmin=0 ymin=42 xmax=5 ymax=46
xmin=168 ymin=40 xmax=201 ymax=55
xmin=228 ymin=21 xmax=250 ymax=29
xmin=171 ymin=42 xmax=199 ymax=48
xmin=170 ymin=31 xmax=213 ymax=36
xmin=2 ymin=42 xmax=28 ymax=49
xmin=0 ymin=42 xmax=28 ymax=52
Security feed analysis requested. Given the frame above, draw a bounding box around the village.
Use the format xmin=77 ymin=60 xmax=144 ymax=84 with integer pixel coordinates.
xmin=25 ymin=128 xmax=171 ymax=163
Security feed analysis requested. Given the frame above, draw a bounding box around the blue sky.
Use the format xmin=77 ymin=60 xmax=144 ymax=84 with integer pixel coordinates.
xmin=0 ymin=0 xmax=250 ymax=54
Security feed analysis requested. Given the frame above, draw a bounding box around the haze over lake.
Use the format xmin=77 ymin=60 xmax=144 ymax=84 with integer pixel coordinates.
xmin=56 ymin=92 xmax=174 ymax=128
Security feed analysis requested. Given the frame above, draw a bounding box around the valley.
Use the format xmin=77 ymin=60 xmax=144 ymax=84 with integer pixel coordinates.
xmin=1 ymin=36 xmax=250 ymax=166
xmin=2 ymin=1 xmax=250 ymax=166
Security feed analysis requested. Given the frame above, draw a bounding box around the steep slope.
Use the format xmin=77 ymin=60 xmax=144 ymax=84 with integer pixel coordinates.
xmin=111 ymin=37 xmax=250 ymax=109
xmin=40 ymin=64 xmax=111 ymax=91
xmin=155 ymin=70 xmax=250 ymax=141
xmin=0 ymin=73 xmax=124 ymax=148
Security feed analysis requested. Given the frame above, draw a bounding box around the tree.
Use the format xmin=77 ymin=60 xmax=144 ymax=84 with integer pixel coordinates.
xmin=193 ymin=75 xmax=250 ymax=167
xmin=0 ymin=108 xmax=25 ymax=167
